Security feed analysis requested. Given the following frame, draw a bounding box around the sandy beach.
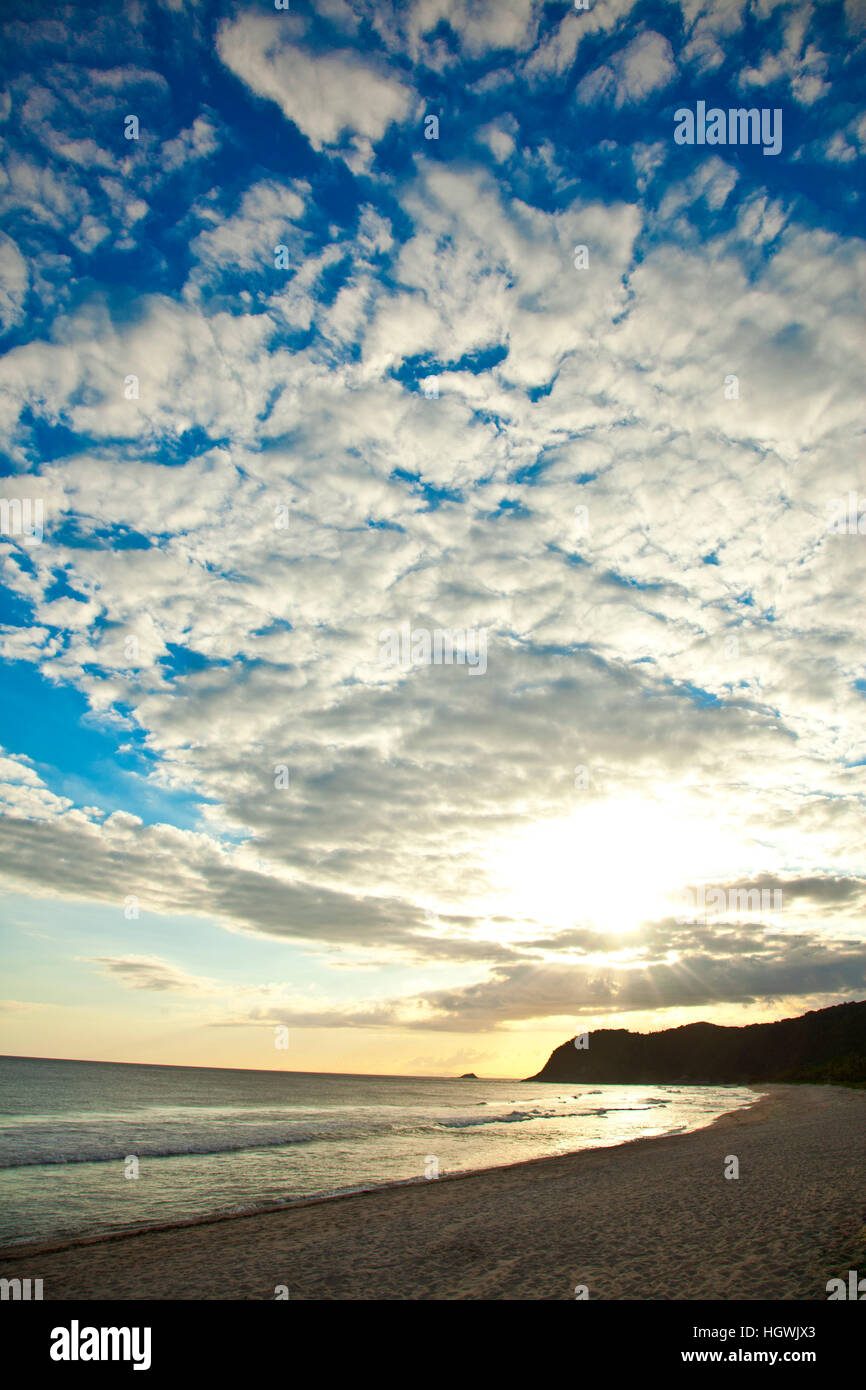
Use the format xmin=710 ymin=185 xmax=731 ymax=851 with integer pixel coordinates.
xmin=2 ymin=1083 xmax=864 ymax=1301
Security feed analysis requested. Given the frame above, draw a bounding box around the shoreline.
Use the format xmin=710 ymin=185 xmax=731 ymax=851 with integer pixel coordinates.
xmin=2 ymin=1084 xmax=863 ymax=1299
xmin=0 ymin=1086 xmax=772 ymax=1262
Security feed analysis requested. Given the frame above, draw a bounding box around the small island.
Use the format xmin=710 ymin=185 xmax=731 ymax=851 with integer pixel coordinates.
xmin=458 ymin=1072 xmax=478 ymax=1079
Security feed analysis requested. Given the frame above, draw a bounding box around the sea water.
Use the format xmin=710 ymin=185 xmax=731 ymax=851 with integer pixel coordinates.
xmin=0 ymin=1055 xmax=759 ymax=1246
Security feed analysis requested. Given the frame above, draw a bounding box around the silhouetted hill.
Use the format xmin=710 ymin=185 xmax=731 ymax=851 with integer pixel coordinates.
xmin=525 ymin=1001 xmax=866 ymax=1084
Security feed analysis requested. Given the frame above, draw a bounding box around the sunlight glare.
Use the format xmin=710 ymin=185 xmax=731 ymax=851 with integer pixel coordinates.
xmin=485 ymin=799 xmax=745 ymax=934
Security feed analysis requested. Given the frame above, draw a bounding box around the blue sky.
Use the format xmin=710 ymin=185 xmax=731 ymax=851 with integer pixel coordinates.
xmin=0 ymin=0 xmax=865 ymax=1075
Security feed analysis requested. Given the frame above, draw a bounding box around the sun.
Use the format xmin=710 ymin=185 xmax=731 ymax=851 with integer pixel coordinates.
xmin=483 ymin=798 xmax=744 ymax=934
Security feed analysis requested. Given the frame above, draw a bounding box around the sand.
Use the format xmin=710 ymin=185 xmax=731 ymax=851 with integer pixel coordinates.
xmin=2 ymin=1083 xmax=864 ymax=1300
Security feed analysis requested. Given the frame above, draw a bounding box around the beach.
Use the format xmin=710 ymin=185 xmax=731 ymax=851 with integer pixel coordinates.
xmin=2 ymin=1083 xmax=864 ymax=1300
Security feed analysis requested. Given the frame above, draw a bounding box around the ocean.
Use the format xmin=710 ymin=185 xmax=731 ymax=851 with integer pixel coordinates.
xmin=0 ymin=1055 xmax=759 ymax=1247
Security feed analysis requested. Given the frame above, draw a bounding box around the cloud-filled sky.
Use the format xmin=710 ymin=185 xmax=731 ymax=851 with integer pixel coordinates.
xmin=0 ymin=0 xmax=864 ymax=1077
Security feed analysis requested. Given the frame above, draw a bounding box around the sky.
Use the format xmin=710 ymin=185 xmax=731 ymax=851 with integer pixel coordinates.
xmin=0 ymin=0 xmax=864 ymax=1079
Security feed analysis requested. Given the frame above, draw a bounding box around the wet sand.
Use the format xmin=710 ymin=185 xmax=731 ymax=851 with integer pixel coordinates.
xmin=2 ymin=1084 xmax=864 ymax=1300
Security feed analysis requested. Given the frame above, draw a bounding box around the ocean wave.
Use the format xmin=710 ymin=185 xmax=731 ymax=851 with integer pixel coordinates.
xmin=0 ymin=1129 xmax=327 ymax=1169
xmin=437 ymin=1108 xmax=558 ymax=1129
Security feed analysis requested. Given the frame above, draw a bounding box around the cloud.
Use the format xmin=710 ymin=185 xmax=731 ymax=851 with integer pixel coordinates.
xmin=679 ymin=0 xmax=748 ymax=74
xmin=415 ymin=944 xmax=866 ymax=1025
xmin=216 ymin=14 xmax=413 ymax=150
xmin=0 ymin=231 xmax=28 ymax=331
xmin=576 ymin=30 xmax=676 ymax=107
xmin=417 ymin=0 xmax=538 ymax=59
xmin=364 ymin=0 xmax=541 ymax=67
xmin=161 ymin=116 xmax=220 ymax=172
xmin=476 ymin=116 xmax=518 ymax=162
xmin=0 ymin=0 xmax=865 ymax=1050
xmin=87 ymin=954 xmax=221 ymax=994
xmin=0 ymin=152 xmax=89 ymax=227
xmin=361 ymin=163 xmax=642 ymax=388
xmin=738 ymin=4 xmax=829 ymax=105
xmin=238 ymin=925 xmax=866 ymax=1030
xmin=658 ymin=156 xmax=739 ymax=218
xmin=728 ymin=875 xmax=866 ymax=908
xmin=525 ymin=0 xmax=647 ymax=81
xmin=187 ymin=178 xmax=308 ymax=292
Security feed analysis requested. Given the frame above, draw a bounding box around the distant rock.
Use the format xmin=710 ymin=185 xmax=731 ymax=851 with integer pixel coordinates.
xmin=525 ymin=1000 xmax=866 ymax=1085
xmin=459 ymin=1072 xmax=479 ymax=1079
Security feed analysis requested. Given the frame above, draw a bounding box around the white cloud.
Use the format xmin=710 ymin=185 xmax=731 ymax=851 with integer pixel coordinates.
xmin=187 ymin=178 xmax=307 ymax=290
xmin=1 ymin=2 xmax=864 ymax=1035
xmin=0 ymin=231 xmax=28 ymax=331
xmin=365 ymin=0 xmax=540 ymax=66
xmin=576 ymin=30 xmax=677 ymax=107
xmin=216 ymin=14 xmax=413 ymax=150
xmin=161 ymin=116 xmax=220 ymax=172
xmin=361 ymin=163 xmax=642 ymax=389
xmin=476 ymin=116 xmax=518 ymax=162
xmin=658 ymin=155 xmax=739 ymax=218
xmin=739 ymin=4 xmax=829 ymax=105
xmin=631 ymin=140 xmax=668 ymax=192
xmin=0 ymin=152 xmax=89 ymax=226
xmin=679 ymin=0 xmax=748 ymax=74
